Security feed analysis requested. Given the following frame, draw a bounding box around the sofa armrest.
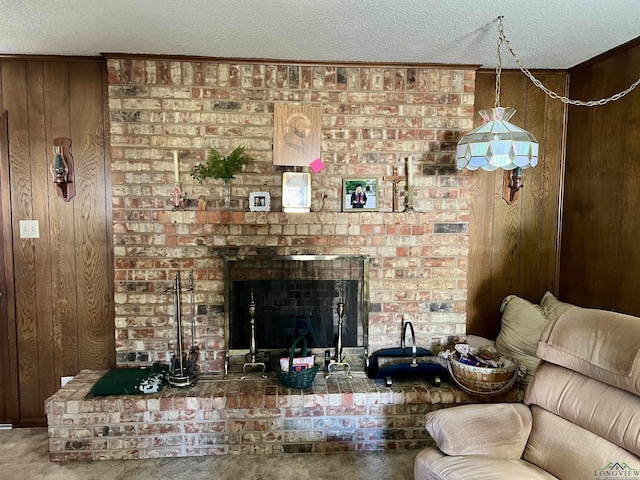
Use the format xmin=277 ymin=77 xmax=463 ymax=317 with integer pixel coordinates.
xmin=425 ymin=403 xmax=532 ymax=459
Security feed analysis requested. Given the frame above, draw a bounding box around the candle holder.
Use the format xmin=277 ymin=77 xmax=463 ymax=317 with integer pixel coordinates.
xmin=404 ymin=185 xmax=417 ymax=212
xmin=169 ymin=183 xmax=186 ymax=211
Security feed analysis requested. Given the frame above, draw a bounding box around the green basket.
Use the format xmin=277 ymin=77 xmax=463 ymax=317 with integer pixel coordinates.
xmin=276 ymin=336 xmax=319 ymax=389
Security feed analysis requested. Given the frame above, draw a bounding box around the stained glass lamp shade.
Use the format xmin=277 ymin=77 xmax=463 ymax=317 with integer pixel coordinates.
xmin=456 ymin=107 xmax=539 ymax=171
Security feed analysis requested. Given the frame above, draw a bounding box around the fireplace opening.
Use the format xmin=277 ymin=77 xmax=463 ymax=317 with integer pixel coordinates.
xmin=229 ymin=279 xmax=359 ymax=350
xmin=224 ymin=255 xmax=368 ymax=371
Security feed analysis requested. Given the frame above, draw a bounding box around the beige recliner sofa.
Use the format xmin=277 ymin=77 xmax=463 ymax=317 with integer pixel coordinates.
xmin=415 ymin=305 xmax=640 ymax=479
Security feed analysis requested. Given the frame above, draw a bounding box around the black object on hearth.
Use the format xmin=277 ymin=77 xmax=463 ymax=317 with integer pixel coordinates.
xmin=367 ymin=320 xmax=448 ymax=387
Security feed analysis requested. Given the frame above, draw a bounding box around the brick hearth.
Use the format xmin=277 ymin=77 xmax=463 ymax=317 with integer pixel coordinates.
xmin=45 ymin=370 xmax=524 ymax=461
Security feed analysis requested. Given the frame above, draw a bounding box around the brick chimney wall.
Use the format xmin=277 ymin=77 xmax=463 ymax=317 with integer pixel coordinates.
xmin=107 ymin=59 xmax=475 ymax=372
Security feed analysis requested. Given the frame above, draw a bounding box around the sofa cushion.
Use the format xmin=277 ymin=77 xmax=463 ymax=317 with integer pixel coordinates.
xmin=425 ymin=403 xmax=532 ymax=459
xmin=414 ymin=448 xmax=558 ymax=480
xmin=495 ymin=295 xmax=549 ymax=384
xmin=525 ymin=362 xmax=640 ymax=456
xmin=537 ymin=306 xmax=640 ymax=396
xmin=524 ymin=406 xmax=640 ymax=480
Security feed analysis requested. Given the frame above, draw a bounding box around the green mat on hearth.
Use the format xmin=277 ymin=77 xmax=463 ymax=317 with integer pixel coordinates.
xmin=90 ymin=363 xmax=166 ymax=396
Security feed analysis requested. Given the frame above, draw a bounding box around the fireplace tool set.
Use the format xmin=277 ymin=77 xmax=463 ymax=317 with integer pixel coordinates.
xmin=325 ymin=296 xmax=352 ymax=378
xmin=240 ymin=289 xmax=268 ymax=379
xmin=167 ymin=271 xmax=198 ymax=387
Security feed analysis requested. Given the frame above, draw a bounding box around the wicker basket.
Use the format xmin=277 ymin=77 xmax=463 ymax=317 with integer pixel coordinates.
xmin=447 ymin=353 xmax=518 ymax=396
xmin=276 ymin=336 xmax=319 ymax=389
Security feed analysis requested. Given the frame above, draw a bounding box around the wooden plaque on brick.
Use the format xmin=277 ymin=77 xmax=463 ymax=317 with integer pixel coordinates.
xmin=273 ymin=104 xmax=321 ymax=166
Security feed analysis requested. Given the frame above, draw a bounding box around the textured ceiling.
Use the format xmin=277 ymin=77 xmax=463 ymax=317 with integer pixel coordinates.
xmin=1 ymin=0 xmax=639 ymax=69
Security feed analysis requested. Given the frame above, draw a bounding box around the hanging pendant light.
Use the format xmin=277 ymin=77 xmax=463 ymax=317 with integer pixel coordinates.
xmin=456 ymin=107 xmax=538 ymax=171
xmin=456 ymin=17 xmax=539 ymax=172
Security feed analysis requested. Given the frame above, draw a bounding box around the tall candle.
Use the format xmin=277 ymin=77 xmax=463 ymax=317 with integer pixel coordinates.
xmin=173 ymin=151 xmax=180 ymax=184
xmin=407 ymin=156 xmax=413 ymax=186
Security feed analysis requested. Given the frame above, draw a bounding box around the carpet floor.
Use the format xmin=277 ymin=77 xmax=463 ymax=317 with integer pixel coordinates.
xmin=0 ymin=428 xmax=419 ymax=480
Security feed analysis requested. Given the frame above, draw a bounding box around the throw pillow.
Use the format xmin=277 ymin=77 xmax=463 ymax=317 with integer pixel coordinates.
xmin=495 ymin=295 xmax=549 ymax=384
xmin=426 ymin=403 xmax=533 ymax=458
xmin=539 ymin=291 xmax=572 ymax=322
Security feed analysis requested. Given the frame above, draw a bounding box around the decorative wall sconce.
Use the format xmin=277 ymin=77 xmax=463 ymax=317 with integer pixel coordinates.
xmin=50 ymin=138 xmax=75 ymax=201
xmin=503 ymin=167 xmax=523 ymax=205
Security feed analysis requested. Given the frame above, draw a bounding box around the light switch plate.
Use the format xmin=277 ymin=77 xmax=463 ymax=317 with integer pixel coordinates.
xmin=19 ymin=220 xmax=40 ymax=238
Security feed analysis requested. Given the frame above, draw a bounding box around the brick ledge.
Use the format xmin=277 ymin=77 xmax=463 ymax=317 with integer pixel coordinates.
xmin=46 ymin=369 xmax=524 ymax=461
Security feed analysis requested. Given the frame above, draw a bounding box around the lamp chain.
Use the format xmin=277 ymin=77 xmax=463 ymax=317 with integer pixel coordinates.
xmin=495 ymin=17 xmax=503 ymax=108
xmin=498 ymin=17 xmax=640 ymax=107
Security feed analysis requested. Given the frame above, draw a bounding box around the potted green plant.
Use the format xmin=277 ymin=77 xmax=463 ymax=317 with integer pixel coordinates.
xmin=190 ymin=146 xmax=254 ymax=208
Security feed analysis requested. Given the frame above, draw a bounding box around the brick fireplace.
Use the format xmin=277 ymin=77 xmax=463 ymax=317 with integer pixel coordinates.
xmin=108 ymin=58 xmax=475 ymax=374
xmin=46 ymin=58 xmax=479 ymax=461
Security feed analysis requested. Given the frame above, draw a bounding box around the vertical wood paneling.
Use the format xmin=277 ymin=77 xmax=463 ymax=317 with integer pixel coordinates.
xmin=3 ymin=62 xmax=43 ymax=422
xmin=43 ymin=62 xmax=79 ymax=378
xmin=615 ymin=47 xmax=640 ymax=314
xmin=519 ymin=74 xmax=547 ymax=299
xmin=69 ymin=61 xmax=112 ymax=369
xmin=27 ymin=61 xmax=57 ymax=414
xmin=560 ymin=70 xmax=593 ymax=306
xmin=467 ymin=70 xmax=567 ymax=339
xmin=0 ymin=111 xmax=8 ymax=422
xmin=488 ymin=73 xmax=527 ymax=332
xmin=562 ymin=42 xmax=640 ymax=316
xmin=0 ymin=63 xmax=21 ymax=424
xmin=0 ymin=58 xmax=113 ymax=425
xmin=0 ymin=110 xmax=20 ymax=424
xmin=101 ymin=63 xmax=116 ymax=369
xmin=466 ymin=73 xmax=497 ymax=336
xmin=590 ymin=54 xmax=627 ymax=310
xmin=538 ymin=74 xmax=567 ymax=298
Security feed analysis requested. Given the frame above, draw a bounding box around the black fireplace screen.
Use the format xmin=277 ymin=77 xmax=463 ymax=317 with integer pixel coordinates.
xmin=225 ymin=256 xmax=366 ymax=352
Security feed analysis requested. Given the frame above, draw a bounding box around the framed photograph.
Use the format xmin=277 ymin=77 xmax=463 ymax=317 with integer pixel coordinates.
xmin=249 ymin=191 xmax=271 ymax=212
xmin=343 ymin=178 xmax=379 ymax=211
xmin=282 ymin=172 xmax=311 ymax=213
xmin=273 ymin=104 xmax=322 ymax=167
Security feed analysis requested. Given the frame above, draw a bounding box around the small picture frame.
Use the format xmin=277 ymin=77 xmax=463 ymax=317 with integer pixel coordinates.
xmin=249 ymin=191 xmax=271 ymax=212
xmin=343 ymin=177 xmax=379 ymax=211
xmin=282 ymin=172 xmax=311 ymax=213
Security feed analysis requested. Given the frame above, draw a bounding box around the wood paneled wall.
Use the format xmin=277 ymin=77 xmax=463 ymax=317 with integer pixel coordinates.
xmin=466 ymin=71 xmax=568 ymax=339
xmin=0 ymin=111 xmax=18 ymax=425
xmin=0 ymin=59 xmax=114 ymax=426
xmin=561 ymin=41 xmax=640 ymax=313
